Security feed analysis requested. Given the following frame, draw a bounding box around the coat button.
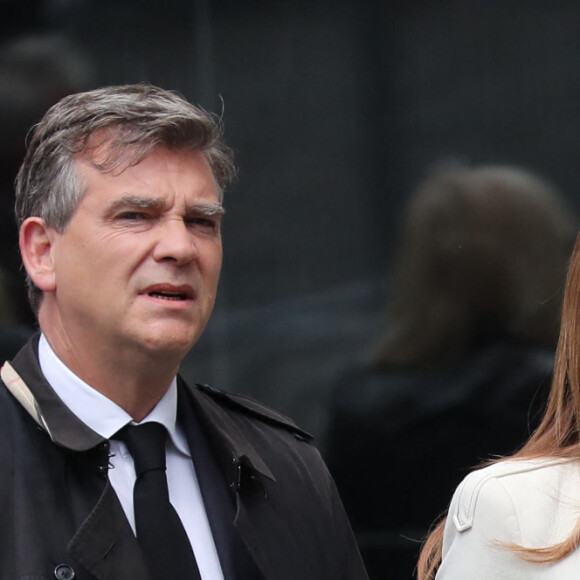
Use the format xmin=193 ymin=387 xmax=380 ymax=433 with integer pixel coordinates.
xmin=54 ymin=564 xmax=75 ymax=579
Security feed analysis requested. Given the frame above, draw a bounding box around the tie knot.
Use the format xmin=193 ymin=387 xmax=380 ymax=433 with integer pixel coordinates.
xmin=117 ymin=422 xmax=168 ymax=476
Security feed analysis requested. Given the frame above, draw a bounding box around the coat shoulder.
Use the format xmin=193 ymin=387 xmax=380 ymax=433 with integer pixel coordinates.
xmin=193 ymin=382 xmax=314 ymax=442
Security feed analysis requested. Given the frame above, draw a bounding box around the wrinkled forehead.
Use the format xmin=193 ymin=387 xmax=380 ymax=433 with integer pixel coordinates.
xmin=71 ymin=144 xmax=221 ymax=211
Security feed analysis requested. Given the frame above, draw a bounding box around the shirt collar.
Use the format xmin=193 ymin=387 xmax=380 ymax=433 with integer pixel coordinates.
xmin=37 ymin=333 xmax=190 ymax=456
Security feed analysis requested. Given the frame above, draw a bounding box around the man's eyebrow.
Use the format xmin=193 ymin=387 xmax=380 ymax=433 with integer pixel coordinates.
xmin=108 ymin=195 xmax=167 ymax=213
xmin=106 ymin=196 xmax=225 ymax=216
xmin=190 ymin=202 xmax=225 ymax=216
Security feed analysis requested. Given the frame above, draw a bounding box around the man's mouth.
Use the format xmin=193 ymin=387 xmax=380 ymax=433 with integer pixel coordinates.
xmin=149 ymin=291 xmax=187 ymax=301
xmin=143 ymin=285 xmax=194 ymax=301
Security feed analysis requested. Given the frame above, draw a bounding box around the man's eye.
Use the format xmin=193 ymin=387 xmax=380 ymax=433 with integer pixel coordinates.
xmin=188 ymin=217 xmax=218 ymax=231
xmin=119 ymin=212 xmax=146 ymax=220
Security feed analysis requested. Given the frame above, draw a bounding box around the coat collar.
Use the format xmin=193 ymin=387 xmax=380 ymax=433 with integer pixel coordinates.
xmin=1 ymin=334 xmax=277 ymax=486
xmin=2 ymin=334 xmax=106 ymax=451
xmin=178 ymin=377 xmax=276 ymax=487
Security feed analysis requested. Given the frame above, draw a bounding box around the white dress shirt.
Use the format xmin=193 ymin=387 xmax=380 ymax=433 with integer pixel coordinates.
xmin=38 ymin=334 xmax=224 ymax=580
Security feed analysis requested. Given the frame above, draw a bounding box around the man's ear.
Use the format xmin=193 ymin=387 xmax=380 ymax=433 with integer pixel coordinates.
xmin=19 ymin=217 xmax=57 ymax=293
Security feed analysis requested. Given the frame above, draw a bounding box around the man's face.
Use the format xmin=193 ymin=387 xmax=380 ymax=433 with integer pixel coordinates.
xmin=44 ymin=146 xmax=223 ymax=360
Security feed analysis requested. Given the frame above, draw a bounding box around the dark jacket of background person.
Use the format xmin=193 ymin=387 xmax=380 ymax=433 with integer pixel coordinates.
xmin=325 ymin=165 xmax=577 ymax=579
xmin=1 ymin=336 xmax=366 ymax=580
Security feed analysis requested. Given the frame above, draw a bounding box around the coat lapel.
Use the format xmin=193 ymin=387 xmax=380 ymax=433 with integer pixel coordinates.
xmin=68 ymin=480 xmax=153 ymax=580
xmin=183 ymin=382 xmax=304 ymax=580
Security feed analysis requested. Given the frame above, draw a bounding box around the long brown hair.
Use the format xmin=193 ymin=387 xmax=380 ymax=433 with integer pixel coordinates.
xmin=417 ymin=231 xmax=580 ymax=579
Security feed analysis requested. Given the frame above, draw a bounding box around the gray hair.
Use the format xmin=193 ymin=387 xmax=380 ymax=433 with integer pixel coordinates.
xmin=15 ymin=83 xmax=236 ymax=311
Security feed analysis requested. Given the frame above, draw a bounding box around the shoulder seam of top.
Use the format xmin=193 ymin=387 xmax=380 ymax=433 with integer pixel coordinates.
xmin=453 ymin=457 xmax=573 ymax=531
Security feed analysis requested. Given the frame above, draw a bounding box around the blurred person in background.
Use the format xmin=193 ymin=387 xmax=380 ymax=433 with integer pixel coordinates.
xmin=325 ymin=164 xmax=577 ymax=579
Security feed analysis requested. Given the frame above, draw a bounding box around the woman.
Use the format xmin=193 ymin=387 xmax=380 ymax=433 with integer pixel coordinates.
xmin=418 ymin=230 xmax=580 ymax=579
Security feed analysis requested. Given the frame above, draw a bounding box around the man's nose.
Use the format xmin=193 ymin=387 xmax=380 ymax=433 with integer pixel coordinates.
xmin=152 ymin=219 xmax=197 ymax=265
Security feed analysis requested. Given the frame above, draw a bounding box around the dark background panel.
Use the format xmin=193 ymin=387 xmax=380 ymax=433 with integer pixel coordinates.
xmin=1 ymin=1 xmax=580 ymax=577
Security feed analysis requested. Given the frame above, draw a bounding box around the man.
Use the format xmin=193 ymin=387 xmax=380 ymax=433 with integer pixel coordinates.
xmin=0 ymin=84 xmax=367 ymax=580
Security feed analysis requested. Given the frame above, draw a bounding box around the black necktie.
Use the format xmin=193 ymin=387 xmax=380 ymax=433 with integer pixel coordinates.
xmin=118 ymin=422 xmax=202 ymax=580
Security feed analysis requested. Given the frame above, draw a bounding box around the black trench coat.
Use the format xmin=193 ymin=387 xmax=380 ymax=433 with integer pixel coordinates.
xmin=0 ymin=336 xmax=368 ymax=580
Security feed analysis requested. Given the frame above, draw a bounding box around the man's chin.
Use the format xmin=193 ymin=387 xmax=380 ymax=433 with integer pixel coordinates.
xmin=127 ymin=316 xmax=208 ymax=359
xmin=125 ymin=323 xmax=195 ymax=355
xmin=140 ymin=334 xmax=198 ymax=357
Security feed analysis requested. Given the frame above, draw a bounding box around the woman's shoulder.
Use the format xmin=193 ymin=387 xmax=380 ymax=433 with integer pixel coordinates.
xmin=449 ymin=457 xmax=580 ymax=533
xmin=438 ymin=458 xmax=580 ymax=578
